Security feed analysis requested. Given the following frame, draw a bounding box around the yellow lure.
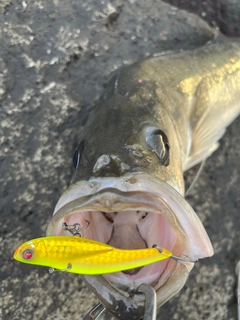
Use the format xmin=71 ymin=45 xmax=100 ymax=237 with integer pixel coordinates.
xmin=13 ymin=236 xmax=172 ymax=274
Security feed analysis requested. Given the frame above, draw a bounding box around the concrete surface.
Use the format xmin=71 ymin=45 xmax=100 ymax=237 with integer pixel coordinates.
xmin=0 ymin=0 xmax=239 ymax=319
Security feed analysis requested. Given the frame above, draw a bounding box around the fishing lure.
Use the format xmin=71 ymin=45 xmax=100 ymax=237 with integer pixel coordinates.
xmin=13 ymin=235 xmax=174 ymax=274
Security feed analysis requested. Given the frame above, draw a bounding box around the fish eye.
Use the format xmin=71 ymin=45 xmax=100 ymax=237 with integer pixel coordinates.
xmin=22 ymin=249 xmax=34 ymax=260
xmin=147 ymin=129 xmax=170 ymax=166
xmin=73 ymin=140 xmax=85 ymax=169
xmin=73 ymin=149 xmax=80 ymax=169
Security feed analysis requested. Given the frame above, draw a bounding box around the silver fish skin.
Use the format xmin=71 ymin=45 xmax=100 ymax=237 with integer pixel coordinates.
xmin=47 ymin=41 xmax=240 ymax=319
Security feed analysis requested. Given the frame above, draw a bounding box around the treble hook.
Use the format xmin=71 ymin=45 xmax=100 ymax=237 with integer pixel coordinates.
xmin=83 ymin=303 xmax=106 ymax=320
xmin=62 ymin=220 xmax=90 ymax=237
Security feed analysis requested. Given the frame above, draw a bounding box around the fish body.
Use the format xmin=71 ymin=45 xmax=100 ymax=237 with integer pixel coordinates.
xmin=13 ymin=236 xmax=172 ymax=274
xmin=47 ymin=41 xmax=240 ymax=319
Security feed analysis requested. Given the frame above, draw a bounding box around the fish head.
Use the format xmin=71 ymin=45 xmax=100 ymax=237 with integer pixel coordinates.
xmin=47 ymin=68 xmax=213 ymax=319
xmin=71 ymin=70 xmax=185 ymax=193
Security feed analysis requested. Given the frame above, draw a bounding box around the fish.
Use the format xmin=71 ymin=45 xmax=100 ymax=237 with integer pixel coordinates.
xmin=13 ymin=236 xmax=174 ymax=274
xmin=46 ymin=40 xmax=240 ymax=319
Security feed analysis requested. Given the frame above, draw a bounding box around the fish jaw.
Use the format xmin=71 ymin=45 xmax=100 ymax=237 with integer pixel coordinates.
xmin=47 ymin=173 xmax=213 ymax=318
xmin=82 ymin=263 xmax=193 ymax=320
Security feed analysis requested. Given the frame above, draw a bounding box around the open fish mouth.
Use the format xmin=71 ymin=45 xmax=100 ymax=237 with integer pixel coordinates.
xmin=47 ymin=173 xmax=213 ymax=312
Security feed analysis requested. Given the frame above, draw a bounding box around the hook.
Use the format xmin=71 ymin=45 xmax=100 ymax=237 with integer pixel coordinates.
xmin=152 ymin=245 xmax=197 ymax=263
xmin=49 ymin=263 xmax=72 ymax=274
xmin=138 ymin=283 xmax=157 ymax=320
xmin=83 ymin=303 xmax=106 ymax=320
xmin=62 ymin=220 xmax=90 ymax=237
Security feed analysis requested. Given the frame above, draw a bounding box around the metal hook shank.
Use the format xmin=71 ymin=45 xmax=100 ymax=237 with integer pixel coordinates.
xmin=138 ymin=283 xmax=157 ymax=320
xmin=83 ymin=303 xmax=106 ymax=320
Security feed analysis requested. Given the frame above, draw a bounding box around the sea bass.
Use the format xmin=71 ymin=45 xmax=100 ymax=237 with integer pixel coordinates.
xmin=47 ymin=41 xmax=240 ymax=319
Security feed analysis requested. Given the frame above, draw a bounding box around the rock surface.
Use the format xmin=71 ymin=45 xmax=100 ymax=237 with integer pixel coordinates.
xmin=0 ymin=1 xmax=239 ymax=319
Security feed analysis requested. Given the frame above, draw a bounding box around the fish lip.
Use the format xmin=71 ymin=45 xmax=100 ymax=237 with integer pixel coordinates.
xmin=81 ymin=262 xmax=193 ymax=320
xmin=47 ymin=188 xmax=180 ymax=233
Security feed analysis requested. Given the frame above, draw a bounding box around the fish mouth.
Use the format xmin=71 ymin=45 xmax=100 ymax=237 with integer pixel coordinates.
xmin=49 ymin=197 xmax=177 ymax=285
xmin=47 ymin=173 xmax=213 ymax=317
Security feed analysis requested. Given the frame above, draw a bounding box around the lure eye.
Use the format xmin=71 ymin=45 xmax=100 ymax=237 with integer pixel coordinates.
xmin=23 ymin=249 xmax=33 ymax=260
xmin=73 ymin=140 xmax=85 ymax=169
xmin=146 ymin=129 xmax=170 ymax=166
